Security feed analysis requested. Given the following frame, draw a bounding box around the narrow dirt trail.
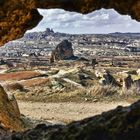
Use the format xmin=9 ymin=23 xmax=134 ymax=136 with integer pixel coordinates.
xmin=18 ymin=101 xmax=130 ymax=124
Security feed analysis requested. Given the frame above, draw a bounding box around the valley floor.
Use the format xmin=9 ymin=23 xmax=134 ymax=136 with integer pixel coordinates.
xmin=18 ymin=101 xmax=130 ymax=126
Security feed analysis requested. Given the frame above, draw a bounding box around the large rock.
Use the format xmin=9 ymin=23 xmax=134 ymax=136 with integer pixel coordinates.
xmin=0 ymin=85 xmax=25 ymax=132
xmin=103 ymin=72 xmax=120 ymax=86
xmin=122 ymin=75 xmax=134 ymax=90
xmin=98 ymin=70 xmax=120 ymax=87
xmin=50 ymin=40 xmax=77 ymax=63
xmin=9 ymin=100 xmax=140 ymax=140
xmin=0 ymin=0 xmax=140 ymax=45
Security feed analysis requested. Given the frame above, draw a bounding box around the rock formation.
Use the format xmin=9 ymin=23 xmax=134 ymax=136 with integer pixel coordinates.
xmin=50 ymin=40 xmax=77 ymax=63
xmin=91 ymin=59 xmax=98 ymax=69
xmin=0 ymin=85 xmax=25 ymax=132
xmin=104 ymin=72 xmax=119 ymax=86
xmin=98 ymin=70 xmax=120 ymax=87
xmin=9 ymin=100 xmax=140 ymax=140
xmin=122 ymin=75 xmax=134 ymax=90
xmin=0 ymin=0 xmax=140 ymax=46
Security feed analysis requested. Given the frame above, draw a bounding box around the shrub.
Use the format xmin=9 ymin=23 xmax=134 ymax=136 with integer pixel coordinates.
xmin=5 ymin=83 xmax=25 ymax=91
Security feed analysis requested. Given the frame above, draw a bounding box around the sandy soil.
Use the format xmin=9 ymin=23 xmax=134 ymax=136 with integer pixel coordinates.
xmin=0 ymin=71 xmax=41 ymax=81
xmin=18 ymin=101 xmax=130 ymax=124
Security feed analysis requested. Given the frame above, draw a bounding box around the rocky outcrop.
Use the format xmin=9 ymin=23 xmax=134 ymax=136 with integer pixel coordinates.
xmin=50 ymin=40 xmax=77 ymax=63
xmin=97 ymin=70 xmax=120 ymax=87
xmin=0 ymin=0 xmax=140 ymax=45
xmin=103 ymin=72 xmax=120 ymax=86
xmin=122 ymin=75 xmax=134 ymax=90
xmin=0 ymin=85 xmax=25 ymax=132
xmin=8 ymin=100 xmax=140 ymax=140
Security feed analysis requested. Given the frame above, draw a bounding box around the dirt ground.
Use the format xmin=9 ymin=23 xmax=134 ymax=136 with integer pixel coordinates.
xmin=18 ymin=101 xmax=130 ymax=125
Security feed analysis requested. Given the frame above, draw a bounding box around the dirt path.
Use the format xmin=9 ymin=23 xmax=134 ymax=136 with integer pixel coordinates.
xmin=18 ymin=101 xmax=130 ymax=124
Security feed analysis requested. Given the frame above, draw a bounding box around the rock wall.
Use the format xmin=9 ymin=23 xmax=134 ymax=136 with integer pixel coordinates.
xmin=0 ymin=85 xmax=25 ymax=132
xmin=0 ymin=0 xmax=42 ymax=46
xmin=0 ymin=0 xmax=140 ymax=45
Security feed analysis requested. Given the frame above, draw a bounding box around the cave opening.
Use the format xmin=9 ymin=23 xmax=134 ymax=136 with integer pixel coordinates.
xmin=0 ymin=1 xmax=140 ymax=139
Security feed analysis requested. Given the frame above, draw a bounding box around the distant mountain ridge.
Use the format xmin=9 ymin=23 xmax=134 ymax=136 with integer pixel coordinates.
xmin=22 ymin=28 xmax=140 ymax=41
xmin=109 ymin=32 xmax=140 ymax=37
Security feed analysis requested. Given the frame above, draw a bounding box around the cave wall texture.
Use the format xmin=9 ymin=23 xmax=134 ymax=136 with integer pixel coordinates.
xmin=0 ymin=0 xmax=140 ymax=46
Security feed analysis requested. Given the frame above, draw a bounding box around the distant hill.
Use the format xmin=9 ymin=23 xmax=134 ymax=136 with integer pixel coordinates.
xmin=1 ymin=28 xmax=140 ymax=59
xmin=22 ymin=28 xmax=69 ymax=41
xmin=22 ymin=28 xmax=140 ymax=42
xmin=109 ymin=32 xmax=140 ymax=37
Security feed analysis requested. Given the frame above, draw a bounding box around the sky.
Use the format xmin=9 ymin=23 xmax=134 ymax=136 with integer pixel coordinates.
xmin=28 ymin=8 xmax=140 ymax=34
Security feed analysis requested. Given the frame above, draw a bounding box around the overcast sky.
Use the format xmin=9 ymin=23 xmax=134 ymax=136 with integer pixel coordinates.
xmin=28 ymin=8 xmax=140 ymax=34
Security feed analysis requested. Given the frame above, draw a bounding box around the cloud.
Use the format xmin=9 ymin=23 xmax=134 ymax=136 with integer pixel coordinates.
xmin=28 ymin=8 xmax=140 ymax=34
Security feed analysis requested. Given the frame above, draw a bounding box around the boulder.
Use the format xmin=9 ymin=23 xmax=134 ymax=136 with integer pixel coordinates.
xmin=0 ymin=85 xmax=25 ymax=132
xmin=91 ymin=59 xmax=98 ymax=69
xmin=10 ymin=100 xmax=140 ymax=140
xmin=122 ymin=75 xmax=133 ymax=90
xmin=103 ymin=72 xmax=120 ymax=86
xmin=50 ymin=40 xmax=77 ymax=63
xmin=98 ymin=70 xmax=120 ymax=87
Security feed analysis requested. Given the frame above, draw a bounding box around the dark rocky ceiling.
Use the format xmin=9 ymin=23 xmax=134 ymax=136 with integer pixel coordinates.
xmin=0 ymin=0 xmax=140 ymax=46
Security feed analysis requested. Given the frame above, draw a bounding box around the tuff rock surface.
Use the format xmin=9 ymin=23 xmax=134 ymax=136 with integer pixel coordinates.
xmin=0 ymin=85 xmax=25 ymax=132
xmin=50 ymin=40 xmax=76 ymax=63
xmin=0 ymin=0 xmax=140 ymax=45
xmin=8 ymin=100 xmax=140 ymax=140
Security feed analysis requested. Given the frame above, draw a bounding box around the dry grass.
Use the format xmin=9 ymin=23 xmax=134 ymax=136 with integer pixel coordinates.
xmin=15 ymin=81 xmax=140 ymax=103
xmin=15 ymin=84 xmax=121 ymax=103
xmin=20 ymin=77 xmax=50 ymax=87
xmin=16 ymin=88 xmax=87 ymax=102
xmin=4 ymin=83 xmax=25 ymax=91
xmin=122 ymin=85 xmax=140 ymax=96
xmin=2 ymin=60 xmax=139 ymax=103
xmin=88 ymin=85 xmax=119 ymax=98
